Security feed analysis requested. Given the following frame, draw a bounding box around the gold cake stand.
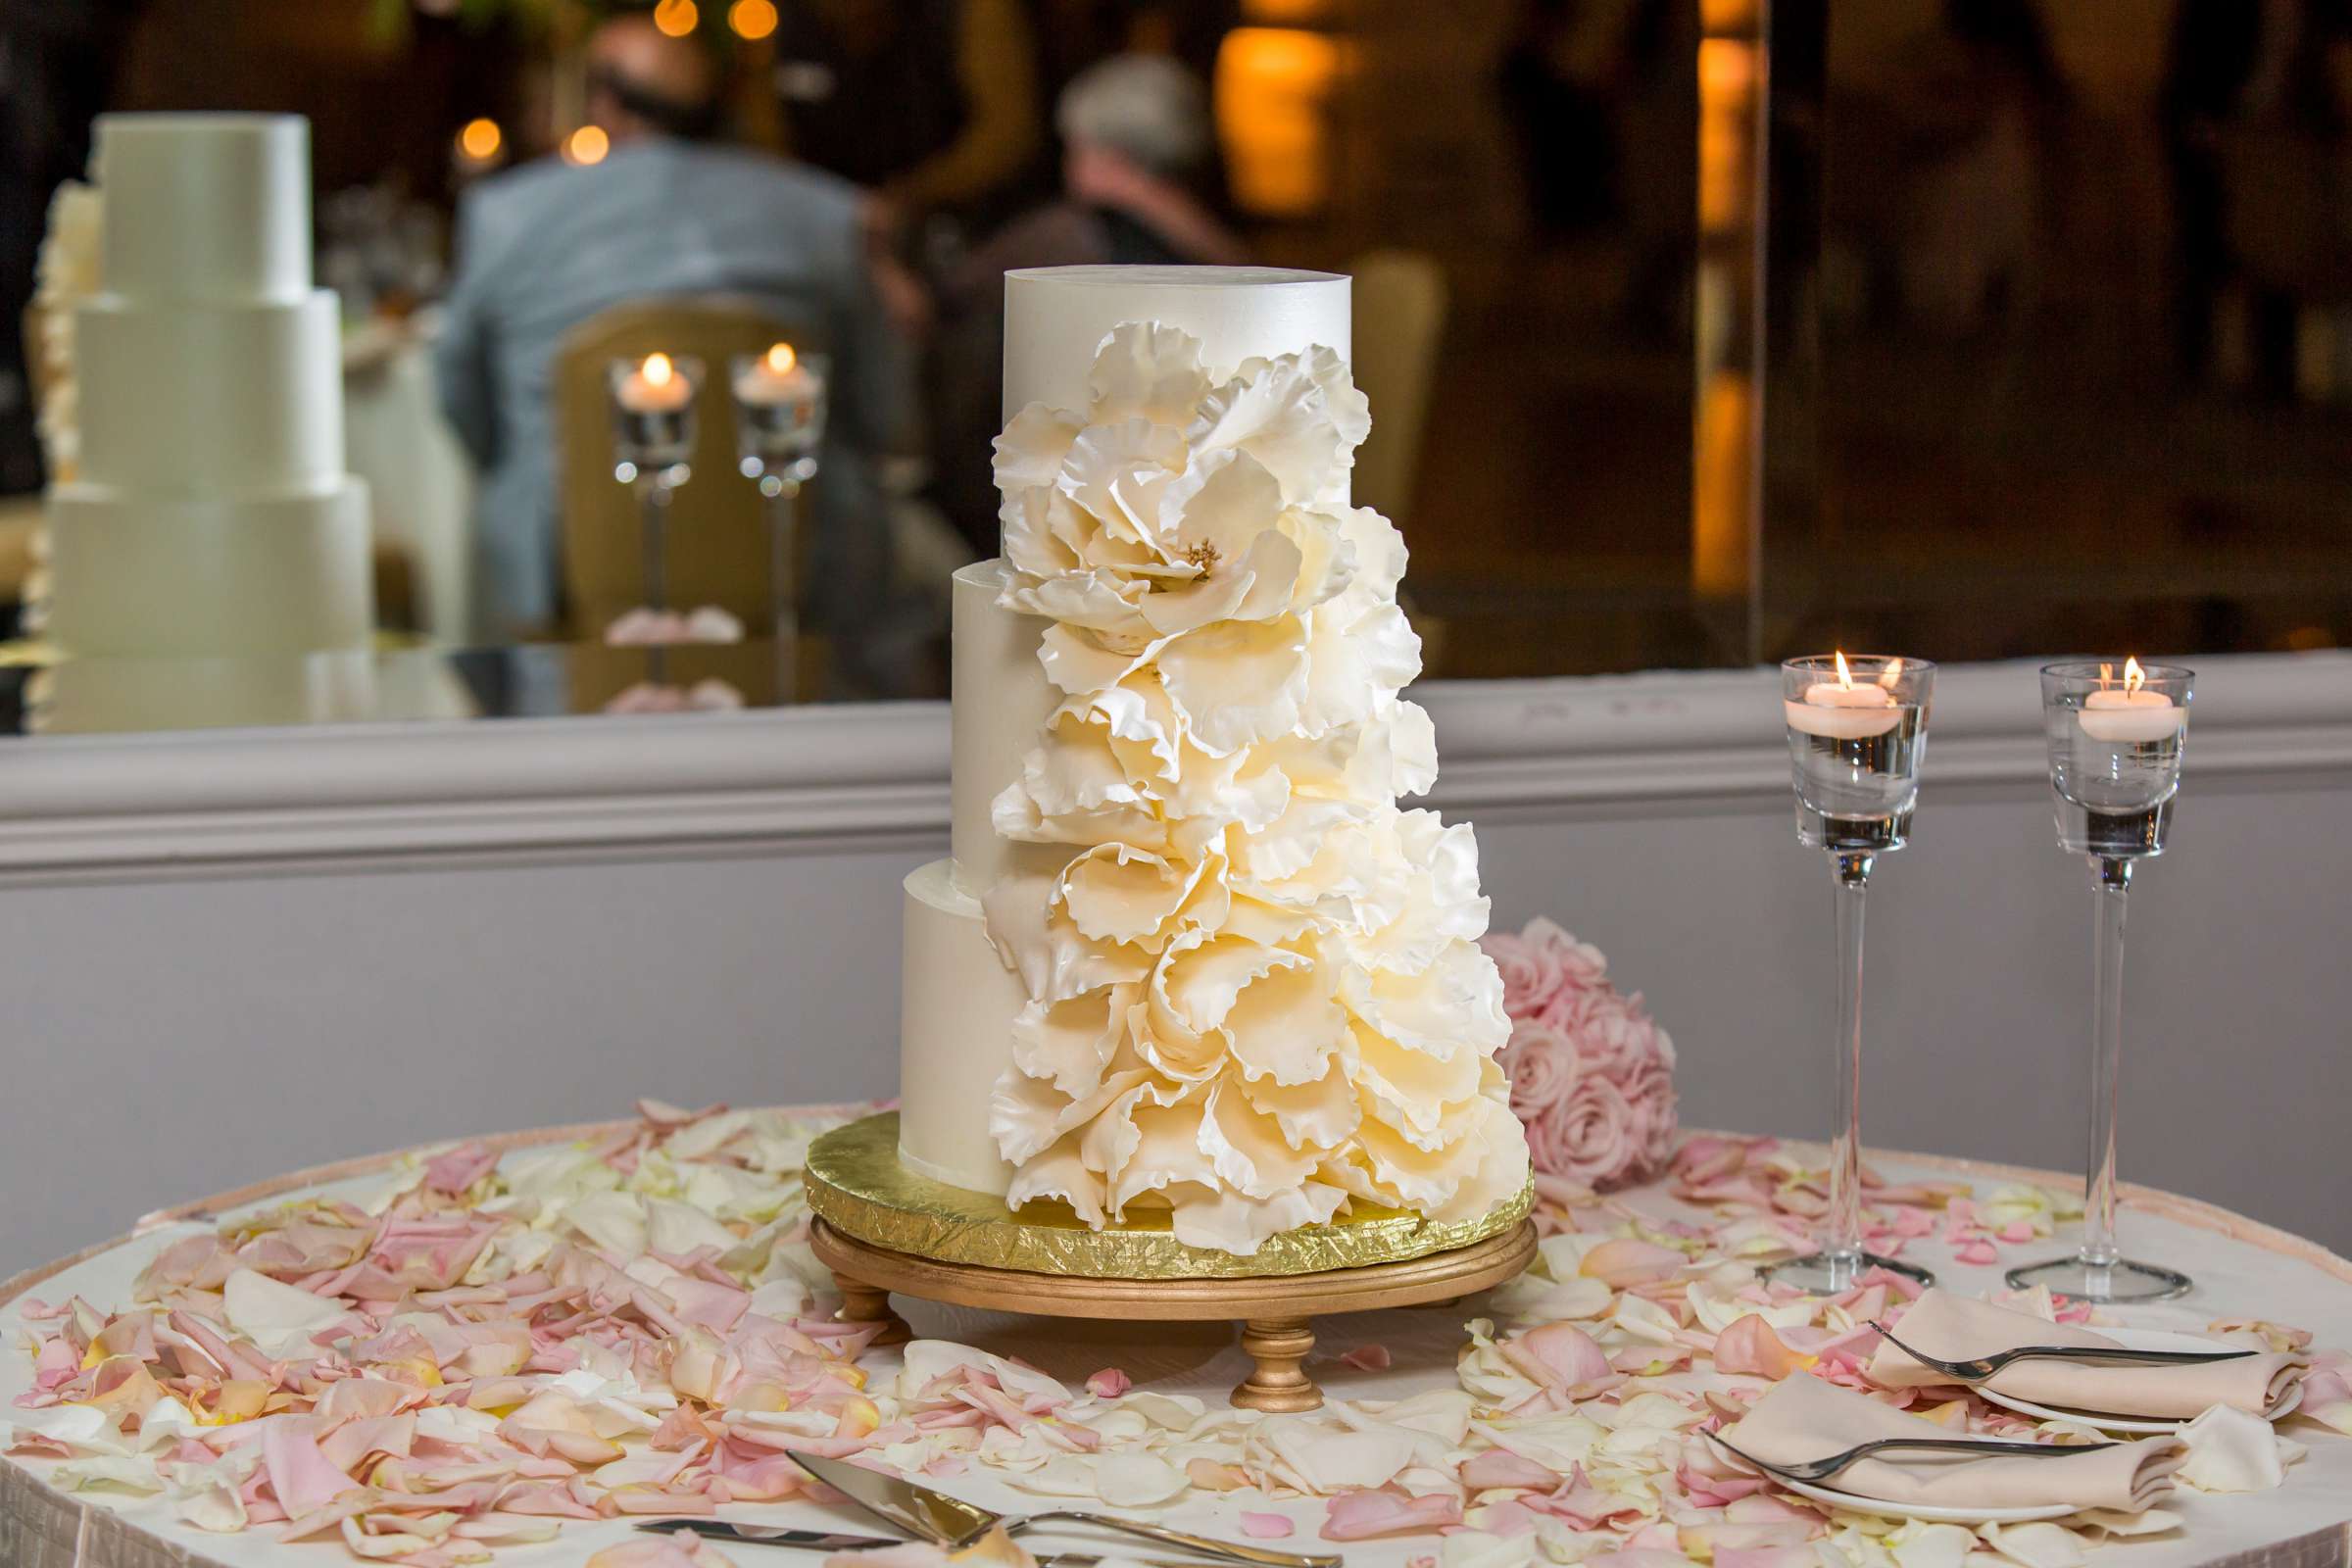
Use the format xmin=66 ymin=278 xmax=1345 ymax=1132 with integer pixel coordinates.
xmin=804 ymin=1113 xmax=1538 ymax=1411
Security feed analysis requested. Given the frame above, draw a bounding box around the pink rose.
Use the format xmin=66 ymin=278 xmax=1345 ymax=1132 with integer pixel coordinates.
xmin=1488 ymin=916 xmax=1678 ymax=1192
xmin=1503 ymin=1020 xmax=1579 ymax=1115
xmin=1481 ymin=917 xmax=1607 ymax=1016
xmin=1531 ymin=1076 xmax=1639 ymax=1191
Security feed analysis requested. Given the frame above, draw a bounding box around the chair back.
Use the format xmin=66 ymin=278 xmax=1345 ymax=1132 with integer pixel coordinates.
xmin=552 ymin=295 xmax=827 ymax=638
xmin=1347 ymin=251 xmax=1448 ymax=522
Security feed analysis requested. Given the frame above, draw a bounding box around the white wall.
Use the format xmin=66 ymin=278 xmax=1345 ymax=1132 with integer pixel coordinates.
xmin=1 ymin=657 xmax=2345 ymax=1275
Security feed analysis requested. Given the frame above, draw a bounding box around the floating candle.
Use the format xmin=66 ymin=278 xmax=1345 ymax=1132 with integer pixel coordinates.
xmin=2078 ymin=657 xmax=2182 ymax=743
xmin=733 ymin=341 xmax=820 ymax=409
xmin=1784 ymin=651 xmax=1905 ymax=739
xmin=616 ymin=352 xmax=692 ymax=414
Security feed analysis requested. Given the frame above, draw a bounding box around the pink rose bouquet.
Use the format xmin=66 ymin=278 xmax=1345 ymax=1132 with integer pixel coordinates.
xmin=1481 ymin=917 xmax=1678 ymax=1192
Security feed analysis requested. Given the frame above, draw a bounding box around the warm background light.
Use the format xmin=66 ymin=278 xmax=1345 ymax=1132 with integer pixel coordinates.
xmin=765 ymin=342 xmax=795 ymax=373
xmin=563 ymin=124 xmax=609 ymax=167
xmin=1213 ymin=27 xmax=1341 ymax=218
xmin=727 ymin=0 xmax=777 ymax=40
xmin=457 ymin=118 xmax=501 ymax=162
xmin=652 ymin=0 xmax=698 ymax=37
xmin=643 ymin=352 xmax=674 ymax=383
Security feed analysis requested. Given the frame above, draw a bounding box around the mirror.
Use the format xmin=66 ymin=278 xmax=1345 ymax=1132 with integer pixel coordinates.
xmin=1 ymin=1 xmax=2343 ymax=737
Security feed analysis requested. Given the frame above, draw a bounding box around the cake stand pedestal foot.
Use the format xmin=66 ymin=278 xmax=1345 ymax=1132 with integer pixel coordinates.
xmin=832 ymin=1271 xmax=912 ymax=1347
xmin=1234 ymin=1317 xmax=1321 ymax=1412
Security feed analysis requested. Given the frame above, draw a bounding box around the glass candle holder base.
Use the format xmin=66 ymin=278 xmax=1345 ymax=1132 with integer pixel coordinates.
xmin=2054 ymin=799 xmax=2172 ymax=860
xmin=2003 ymin=1253 xmax=2191 ymax=1302
xmin=1793 ymin=801 xmax=1912 ymax=857
xmin=1764 ymin=1248 xmax=1935 ymax=1295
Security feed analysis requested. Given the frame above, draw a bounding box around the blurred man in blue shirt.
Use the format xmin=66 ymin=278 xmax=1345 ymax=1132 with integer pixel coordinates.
xmin=436 ymin=14 xmax=906 ymax=664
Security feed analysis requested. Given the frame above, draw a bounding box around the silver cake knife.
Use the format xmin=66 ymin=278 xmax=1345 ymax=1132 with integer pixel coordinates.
xmin=789 ymin=1451 xmax=1341 ymax=1568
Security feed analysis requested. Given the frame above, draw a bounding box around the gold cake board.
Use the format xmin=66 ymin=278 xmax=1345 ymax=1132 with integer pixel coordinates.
xmin=805 ymin=1113 xmax=1540 ymax=1411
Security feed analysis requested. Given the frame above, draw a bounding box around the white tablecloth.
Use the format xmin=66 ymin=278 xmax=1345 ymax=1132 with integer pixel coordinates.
xmin=2 ymin=1124 xmax=2345 ymax=1568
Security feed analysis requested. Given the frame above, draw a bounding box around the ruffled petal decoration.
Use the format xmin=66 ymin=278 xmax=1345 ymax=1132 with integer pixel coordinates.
xmin=982 ymin=321 xmax=1526 ymax=1250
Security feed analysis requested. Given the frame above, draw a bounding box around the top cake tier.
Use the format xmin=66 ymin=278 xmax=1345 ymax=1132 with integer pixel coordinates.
xmin=1002 ymin=266 xmax=1350 ymax=420
xmin=94 ymin=114 xmax=314 ymax=304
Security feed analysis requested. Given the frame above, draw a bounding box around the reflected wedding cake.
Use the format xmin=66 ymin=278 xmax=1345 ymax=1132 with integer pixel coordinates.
xmin=899 ymin=267 xmax=1528 ymax=1254
xmin=39 ymin=114 xmax=372 ymax=731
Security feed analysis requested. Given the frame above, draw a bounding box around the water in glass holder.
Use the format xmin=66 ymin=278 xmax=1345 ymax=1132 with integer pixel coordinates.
xmin=732 ymin=348 xmax=827 ymax=494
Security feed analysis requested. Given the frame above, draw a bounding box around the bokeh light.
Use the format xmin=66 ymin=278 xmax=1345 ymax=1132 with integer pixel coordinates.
xmin=563 ymin=125 xmax=610 ymax=167
xmin=728 ymin=0 xmax=777 ymax=39
xmin=457 ymin=118 xmax=502 ymax=162
xmin=653 ymin=0 xmax=698 ymax=36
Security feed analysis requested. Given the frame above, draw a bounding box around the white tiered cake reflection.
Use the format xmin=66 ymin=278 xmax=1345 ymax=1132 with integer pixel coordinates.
xmin=39 ymin=114 xmax=373 ymax=733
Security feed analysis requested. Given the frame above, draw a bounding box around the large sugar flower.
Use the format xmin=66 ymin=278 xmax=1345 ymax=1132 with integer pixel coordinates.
xmin=982 ymin=319 xmax=1529 ymax=1251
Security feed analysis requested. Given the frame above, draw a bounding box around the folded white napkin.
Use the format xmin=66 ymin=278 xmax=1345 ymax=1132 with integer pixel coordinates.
xmin=1720 ymin=1373 xmax=2183 ymax=1513
xmin=1868 ymin=1290 xmax=2306 ymax=1420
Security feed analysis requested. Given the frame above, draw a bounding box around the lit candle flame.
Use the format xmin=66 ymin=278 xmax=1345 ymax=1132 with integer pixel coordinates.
xmin=764 ymin=342 xmax=797 ymax=374
xmin=1878 ymin=656 xmax=1904 ymax=689
xmin=1834 ymin=650 xmax=1854 ymax=690
xmin=2123 ymin=655 xmax=2145 ymax=696
xmin=643 ymin=353 xmax=674 ymax=387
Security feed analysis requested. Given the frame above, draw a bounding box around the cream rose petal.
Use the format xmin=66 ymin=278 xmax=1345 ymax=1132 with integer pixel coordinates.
xmin=1087 ymin=321 xmax=1214 ymax=427
xmin=1186 ymin=356 xmax=1351 ymax=507
xmin=1156 ymin=615 xmax=1309 ymax=755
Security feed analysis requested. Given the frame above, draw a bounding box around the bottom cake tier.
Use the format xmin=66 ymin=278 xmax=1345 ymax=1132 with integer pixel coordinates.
xmin=898 ymin=858 xmax=1024 ymax=1196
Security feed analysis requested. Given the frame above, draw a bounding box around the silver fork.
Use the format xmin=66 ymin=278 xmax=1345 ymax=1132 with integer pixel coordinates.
xmin=1710 ymin=1429 xmax=2117 ymax=1485
xmin=1870 ymin=1320 xmax=2255 ymax=1383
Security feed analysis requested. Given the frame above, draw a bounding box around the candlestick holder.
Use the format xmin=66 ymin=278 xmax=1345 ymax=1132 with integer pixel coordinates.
xmin=730 ymin=351 xmax=827 ymax=703
xmin=2007 ymin=660 xmax=2194 ymax=1303
xmin=609 ymin=355 xmax=704 ymax=619
xmin=1771 ymin=654 xmax=1937 ymax=1295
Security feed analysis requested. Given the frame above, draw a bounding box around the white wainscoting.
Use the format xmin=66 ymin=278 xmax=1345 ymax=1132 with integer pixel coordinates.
xmin=1 ymin=653 xmax=2346 ymax=1274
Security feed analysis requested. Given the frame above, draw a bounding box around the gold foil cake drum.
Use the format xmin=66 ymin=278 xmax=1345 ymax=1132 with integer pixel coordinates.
xmin=805 ymin=1114 xmax=1532 ymax=1280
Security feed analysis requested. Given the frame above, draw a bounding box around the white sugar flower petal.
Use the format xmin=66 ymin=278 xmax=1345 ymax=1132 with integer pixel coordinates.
xmin=1057 ymin=844 xmax=1199 ymax=946
xmin=1004 ymin=1137 xmax=1109 ymax=1226
xmin=1156 ymin=615 xmax=1309 ymax=754
xmin=994 ymin=403 xmax=1084 ymax=492
xmin=1300 ymin=600 xmax=1421 ymax=734
xmin=1159 ymin=446 xmax=1286 ymax=564
xmin=1003 ymin=567 xmax=1150 ymax=636
xmin=1060 ymin=419 xmax=1187 ymax=543
xmin=1088 ymin=321 xmax=1213 ymax=427
xmin=1187 ymin=356 xmax=1351 ymax=506
xmin=1167 ymin=1178 xmax=1348 ymax=1254
xmin=1009 ymin=986 xmax=1134 ymax=1099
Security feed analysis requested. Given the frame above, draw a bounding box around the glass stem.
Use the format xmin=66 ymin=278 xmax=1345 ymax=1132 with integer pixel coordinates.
xmin=641 ymin=479 xmax=671 ymax=613
xmin=2080 ymin=857 xmax=2133 ymax=1274
xmin=1826 ymin=850 xmax=1874 ymax=1275
xmin=767 ymin=480 xmax=801 ymax=701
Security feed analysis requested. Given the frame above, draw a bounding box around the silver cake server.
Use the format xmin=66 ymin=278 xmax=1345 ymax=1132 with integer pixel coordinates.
xmin=789 ymin=1451 xmax=1340 ymax=1568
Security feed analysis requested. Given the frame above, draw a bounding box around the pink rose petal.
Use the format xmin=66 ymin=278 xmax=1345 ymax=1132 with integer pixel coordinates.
xmin=1241 ymin=1512 xmax=1296 ymax=1539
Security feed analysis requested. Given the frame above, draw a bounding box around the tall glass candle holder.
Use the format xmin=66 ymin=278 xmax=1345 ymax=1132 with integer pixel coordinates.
xmin=2006 ymin=659 xmax=2194 ymax=1302
xmin=730 ymin=344 xmax=827 ymax=702
xmin=1772 ymin=653 xmax=1937 ymax=1294
xmin=609 ymin=352 xmax=704 ymax=615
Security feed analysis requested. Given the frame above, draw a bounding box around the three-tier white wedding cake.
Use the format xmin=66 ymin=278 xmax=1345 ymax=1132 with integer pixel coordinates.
xmin=898 ymin=266 xmax=1528 ymax=1255
xmin=40 ymin=114 xmax=373 ymax=731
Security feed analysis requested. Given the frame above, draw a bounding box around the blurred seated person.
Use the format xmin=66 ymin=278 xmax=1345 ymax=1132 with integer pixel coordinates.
xmin=435 ymin=13 xmax=907 ymax=651
xmin=927 ymin=54 xmax=1245 ymax=553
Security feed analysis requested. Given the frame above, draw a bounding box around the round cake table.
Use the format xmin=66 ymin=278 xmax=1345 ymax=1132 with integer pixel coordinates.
xmin=3 ymin=1109 xmax=2347 ymax=1568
